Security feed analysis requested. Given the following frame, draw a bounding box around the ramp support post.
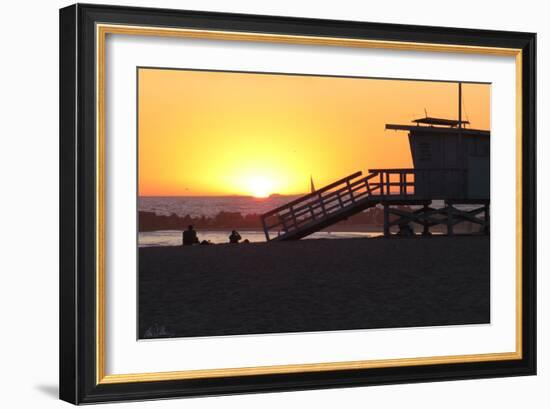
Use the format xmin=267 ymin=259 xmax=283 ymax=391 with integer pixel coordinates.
xmin=383 ymin=204 xmax=390 ymax=237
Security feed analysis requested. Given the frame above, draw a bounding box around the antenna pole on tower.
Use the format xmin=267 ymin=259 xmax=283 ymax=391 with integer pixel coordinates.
xmin=458 ymin=82 xmax=462 ymax=129
xmin=458 ymin=82 xmax=465 ymax=194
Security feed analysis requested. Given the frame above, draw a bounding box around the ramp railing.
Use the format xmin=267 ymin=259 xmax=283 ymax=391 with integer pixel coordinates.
xmin=260 ymin=168 xmax=467 ymax=241
xmin=260 ymin=171 xmax=378 ymax=241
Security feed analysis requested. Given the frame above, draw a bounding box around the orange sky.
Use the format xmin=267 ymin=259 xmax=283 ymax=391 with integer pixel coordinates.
xmin=138 ymin=68 xmax=490 ymax=197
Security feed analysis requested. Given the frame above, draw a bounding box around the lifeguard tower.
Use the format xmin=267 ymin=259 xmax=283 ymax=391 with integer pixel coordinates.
xmin=386 ymin=116 xmax=489 ymax=200
xmin=260 ymin=83 xmax=490 ymax=240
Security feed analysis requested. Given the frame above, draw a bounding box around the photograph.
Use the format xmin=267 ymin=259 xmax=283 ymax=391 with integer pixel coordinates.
xmin=137 ymin=68 xmax=491 ymax=339
xmin=57 ymin=3 xmax=536 ymax=404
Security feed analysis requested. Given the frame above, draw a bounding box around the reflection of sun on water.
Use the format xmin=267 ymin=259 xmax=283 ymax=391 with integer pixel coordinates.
xmin=245 ymin=175 xmax=274 ymax=198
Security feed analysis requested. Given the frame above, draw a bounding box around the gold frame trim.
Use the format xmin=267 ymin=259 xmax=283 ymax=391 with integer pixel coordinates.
xmin=96 ymin=23 xmax=523 ymax=385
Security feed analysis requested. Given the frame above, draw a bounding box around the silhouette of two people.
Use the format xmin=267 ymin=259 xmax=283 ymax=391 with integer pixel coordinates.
xmin=183 ymin=226 xmax=244 ymax=245
xmin=183 ymin=226 xmax=243 ymax=245
xmin=182 ymin=225 xmax=199 ymax=246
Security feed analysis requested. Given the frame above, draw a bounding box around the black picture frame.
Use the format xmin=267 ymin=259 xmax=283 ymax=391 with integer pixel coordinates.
xmin=60 ymin=3 xmax=536 ymax=404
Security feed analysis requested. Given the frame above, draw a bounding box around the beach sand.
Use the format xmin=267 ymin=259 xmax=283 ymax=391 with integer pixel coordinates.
xmin=139 ymin=236 xmax=489 ymax=338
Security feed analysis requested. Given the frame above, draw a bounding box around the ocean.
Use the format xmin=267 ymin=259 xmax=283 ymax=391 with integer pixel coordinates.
xmin=139 ymin=195 xmax=302 ymax=218
xmin=138 ymin=196 xmax=377 ymax=246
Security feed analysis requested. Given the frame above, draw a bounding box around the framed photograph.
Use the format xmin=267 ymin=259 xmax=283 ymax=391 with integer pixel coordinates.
xmin=59 ymin=3 xmax=536 ymax=404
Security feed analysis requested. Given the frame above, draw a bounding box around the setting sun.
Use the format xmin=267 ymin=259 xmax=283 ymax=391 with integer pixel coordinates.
xmin=245 ymin=175 xmax=274 ymax=198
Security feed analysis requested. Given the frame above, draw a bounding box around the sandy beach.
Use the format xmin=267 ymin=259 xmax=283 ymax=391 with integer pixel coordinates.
xmin=139 ymin=236 xmax=489 ymax=339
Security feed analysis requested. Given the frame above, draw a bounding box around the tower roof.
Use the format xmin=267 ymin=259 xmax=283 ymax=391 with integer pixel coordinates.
xmin=411 ymin=116 xmax=470 ymax=127
xmin=385 ymin=123 xmax=489 ymax=137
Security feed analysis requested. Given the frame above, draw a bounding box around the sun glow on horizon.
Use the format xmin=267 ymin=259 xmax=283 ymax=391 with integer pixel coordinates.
xmin=138 ymin=69 xmax=490 ymax=197
xmin=245 ymin=175 xmax=274 ymax=198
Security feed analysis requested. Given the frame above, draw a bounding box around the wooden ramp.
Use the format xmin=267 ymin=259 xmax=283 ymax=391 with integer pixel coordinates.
xmin=260 ymin=168 xmax=489 ymax=241
xmin=260 ymin=171 xmax=388 ymax=241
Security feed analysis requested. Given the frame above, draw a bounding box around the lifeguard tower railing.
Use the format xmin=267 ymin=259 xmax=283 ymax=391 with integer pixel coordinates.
xmin=260 ymin=168 xmax=467 ymax=241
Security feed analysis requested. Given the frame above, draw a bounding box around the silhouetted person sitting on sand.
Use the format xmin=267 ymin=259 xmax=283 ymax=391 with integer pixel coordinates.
xmin=229 ymin=230 xmax=242 ymax=244
xmin=182 ymin=225 xmax=199 ymax=246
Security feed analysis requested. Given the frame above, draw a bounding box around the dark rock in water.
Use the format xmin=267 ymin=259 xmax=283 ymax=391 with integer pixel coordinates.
xmin=138 ymin=210 xmax=263 ymax=231
xmin=138 ymin=205 xmax=480 ymax=233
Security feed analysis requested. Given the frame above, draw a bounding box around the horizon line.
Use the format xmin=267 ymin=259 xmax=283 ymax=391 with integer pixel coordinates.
xmin=138 ymin=193 xmax=306 ymax=198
